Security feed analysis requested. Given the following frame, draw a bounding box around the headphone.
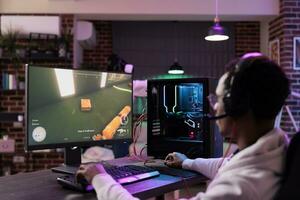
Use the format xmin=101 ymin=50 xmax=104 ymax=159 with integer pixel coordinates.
xmin=203 ymin=53 xmax=265 ymax=121
xmin=222 ymin=55 xmax=262 ymax=118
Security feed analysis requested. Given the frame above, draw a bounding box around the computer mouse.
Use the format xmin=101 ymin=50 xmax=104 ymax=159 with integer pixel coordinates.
xmin=57 ymin=174 xmax=94 ymax=192
xmin=76 ymin=173 xmax=89 ymax=187
xmin=76 ymin=175 xmax=94 ymax=192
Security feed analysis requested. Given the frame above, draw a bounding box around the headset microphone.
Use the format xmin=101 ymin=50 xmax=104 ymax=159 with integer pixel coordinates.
xmin=203 ymin=113 xmax=228 ymax=120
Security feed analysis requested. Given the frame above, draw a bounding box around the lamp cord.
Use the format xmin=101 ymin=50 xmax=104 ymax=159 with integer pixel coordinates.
xmin=174 ymin=21 xmax=178 ymax=63
xmin=215 ymin=0 xmax=218 ymax=19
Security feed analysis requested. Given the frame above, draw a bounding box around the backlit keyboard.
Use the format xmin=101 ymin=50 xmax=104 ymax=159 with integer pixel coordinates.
xmin=57 ymin=165 xmax=160 ymax=192
xmin=105 ymin=165 xmax=160 ymax=184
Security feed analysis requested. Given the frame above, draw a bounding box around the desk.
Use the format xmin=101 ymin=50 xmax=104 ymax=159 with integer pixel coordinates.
xmin=0 ymin=169 xmax=207 ymax=200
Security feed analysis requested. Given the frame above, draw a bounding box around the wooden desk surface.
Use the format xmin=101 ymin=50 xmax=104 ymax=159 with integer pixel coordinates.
xmin=0 ymin=169 xmax=206 ymax=200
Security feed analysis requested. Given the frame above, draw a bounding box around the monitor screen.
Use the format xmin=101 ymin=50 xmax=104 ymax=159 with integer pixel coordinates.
xmin=26 ymin=65 xmax=132 ymax=150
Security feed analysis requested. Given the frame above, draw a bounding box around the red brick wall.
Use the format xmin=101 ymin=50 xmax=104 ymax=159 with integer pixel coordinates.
xmin=0 ymin=64 xmax=26 ymax=174
xmin=83 ymin=21 xmax=113 ymax=70
xmin=0 ymin=14 xmax=73 ymax=175
xmin=61 ymin=14 xmax=74 ymax=62
xmin=235 ymin=22 xmax=260 ymax=57
xmin=269 ymin=0 xmax=300 ymax=133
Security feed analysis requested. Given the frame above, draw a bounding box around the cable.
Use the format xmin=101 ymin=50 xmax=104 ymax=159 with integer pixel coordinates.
xmin=133 ymin=114 xmax=144 ymax=155
xmin=140 ymin=145 xmax=147 ymax=156
xmin=132 ymin=109 xmax=146 ymax=156
xmin=217 ymin=130 xmax=235 ymax=171
xmin=218 ymin=140 xmax=232 ymax=170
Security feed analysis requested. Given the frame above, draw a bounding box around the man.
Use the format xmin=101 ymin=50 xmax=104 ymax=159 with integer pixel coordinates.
xmin=76 ymin=53 xmax=290 ymax=200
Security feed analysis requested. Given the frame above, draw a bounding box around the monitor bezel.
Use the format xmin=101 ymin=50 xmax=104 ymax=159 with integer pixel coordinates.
xmin=25 ymin=64 xmax=133 ymax=151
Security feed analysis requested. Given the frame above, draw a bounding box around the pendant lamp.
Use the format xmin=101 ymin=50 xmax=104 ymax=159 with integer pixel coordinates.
xmin=168 ymin=61 xmax=184 ymax=74
xmin=205 ymin=0 xmax=229 ymax=41
xmin=168 ymin=22 xmax=185 ymax=74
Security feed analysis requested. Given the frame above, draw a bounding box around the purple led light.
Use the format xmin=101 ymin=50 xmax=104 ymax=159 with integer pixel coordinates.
xmin=242 ymin=52 xmax=263 ymax=59
xmin=86 ymin=184 xmax=94 ymax=191
xmin=213 ymin=23 xmax=223 ymax=30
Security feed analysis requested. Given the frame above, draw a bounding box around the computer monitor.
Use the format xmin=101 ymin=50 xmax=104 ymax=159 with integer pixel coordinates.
xmin=26 ymin=65 xmax=132 ymax=168
xmin=147 ymin=78 xmax=222 ymax=159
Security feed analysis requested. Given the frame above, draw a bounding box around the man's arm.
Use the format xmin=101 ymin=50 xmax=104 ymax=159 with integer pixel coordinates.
xmin=182 ymin=158 xmax=227 ymax=179
xmin=179 ymin=174 xmax=257 ymax=200
xmin=76 ymin=163 xmax=139 ymax=200
xmin=92 ymin=174 xmax=139 ymax=200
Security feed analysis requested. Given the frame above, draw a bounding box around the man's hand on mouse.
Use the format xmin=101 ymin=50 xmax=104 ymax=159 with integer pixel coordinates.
xmin=164 ymin=152 xmax=188 ymax=168
xmin=76 ymin=163 xmax=107 ymax=184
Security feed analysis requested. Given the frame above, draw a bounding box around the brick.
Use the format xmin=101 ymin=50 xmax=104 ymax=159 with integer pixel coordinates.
xmin=9 ymin=96 xmax=23 ymax=101
xmin=283 ymin=1 xmax=297 ymax=7
xmin=280 ymin=7 xmax=292 ymax=13
xmin=32 ymin=153 xmax=46 ymax=159
xmin=283 ymin=24 xmax=298 ymax=29
xmin=52 ymin=160 xmax=64 ymax=165
xmin=3 ymin=102 xmax=16 ymax=106
xmin=83 ymin=21 xmax=112 ymax=67
xmin=10 ymin=107 xmax=23 ymax=112
xmin=235 ymin=22 xmax=260 ymax=57
xmin=38 ymin=160 xmax=52 ymax=164
xmin=46 ymin=153 xmax=63 ymax=159
xmin=0 ymin=96 xmax=8 ymax=100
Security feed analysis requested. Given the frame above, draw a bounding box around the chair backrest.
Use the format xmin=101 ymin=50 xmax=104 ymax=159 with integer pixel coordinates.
xmin=274 ymin=132 xmax=300 ymax=199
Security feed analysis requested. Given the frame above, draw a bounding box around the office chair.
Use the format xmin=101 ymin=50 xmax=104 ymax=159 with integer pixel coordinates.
xmin=274 ymin=132 xmax=300 ymax=199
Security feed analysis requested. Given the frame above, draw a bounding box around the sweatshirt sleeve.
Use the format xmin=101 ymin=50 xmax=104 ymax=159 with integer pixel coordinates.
xmin=180 ymin=173 xmax=258 ymax=200
xmin=182 ymin=158 xmax=227 ymax=179
xmin=92 ymin=173 xmax=139 ymax=200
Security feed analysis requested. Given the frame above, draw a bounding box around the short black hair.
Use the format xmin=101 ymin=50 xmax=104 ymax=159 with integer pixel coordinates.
xmin=223 ymin=56 xmax=290 ymax=119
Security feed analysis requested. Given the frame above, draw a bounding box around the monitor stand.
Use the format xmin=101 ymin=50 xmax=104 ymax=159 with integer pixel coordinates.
xmin=51 ymin=147 xmax=81 ymax=175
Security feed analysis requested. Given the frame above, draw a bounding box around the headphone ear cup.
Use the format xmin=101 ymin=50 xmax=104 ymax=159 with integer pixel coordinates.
xmin=223 ymin=91 xmax=250 ymax=117
xmin=222 ymin=83 xmax=251 ymax=117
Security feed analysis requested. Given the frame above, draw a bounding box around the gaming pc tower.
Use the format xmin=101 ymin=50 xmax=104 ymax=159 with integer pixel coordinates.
xmin=147 ymin=78 xmax=223 ymax=159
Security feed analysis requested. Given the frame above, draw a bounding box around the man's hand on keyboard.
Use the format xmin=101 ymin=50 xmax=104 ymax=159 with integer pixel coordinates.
xmin=76 ymin=163 xmax=107 ymax=184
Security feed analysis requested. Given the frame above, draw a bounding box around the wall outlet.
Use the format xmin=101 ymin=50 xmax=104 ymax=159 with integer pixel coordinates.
xmin=13 ymin=156 xmax=25 ymax=163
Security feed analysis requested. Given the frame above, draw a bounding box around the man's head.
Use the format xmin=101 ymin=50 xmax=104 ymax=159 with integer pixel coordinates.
xmin=215 ymin=53 xmax=290 ymax=136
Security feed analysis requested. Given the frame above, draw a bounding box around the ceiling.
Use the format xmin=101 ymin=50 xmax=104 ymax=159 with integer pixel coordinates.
xmin=0 ymin=0 xmax=279 ymax=22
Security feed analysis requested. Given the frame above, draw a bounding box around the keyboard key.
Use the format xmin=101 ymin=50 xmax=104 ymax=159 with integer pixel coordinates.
xmin=104 ymin=165 xmax=160 ymax=184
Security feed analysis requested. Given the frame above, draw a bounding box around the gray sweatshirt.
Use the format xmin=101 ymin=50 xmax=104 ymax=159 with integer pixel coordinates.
xmin=92 ymin=128 xmax=288 ymax=200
